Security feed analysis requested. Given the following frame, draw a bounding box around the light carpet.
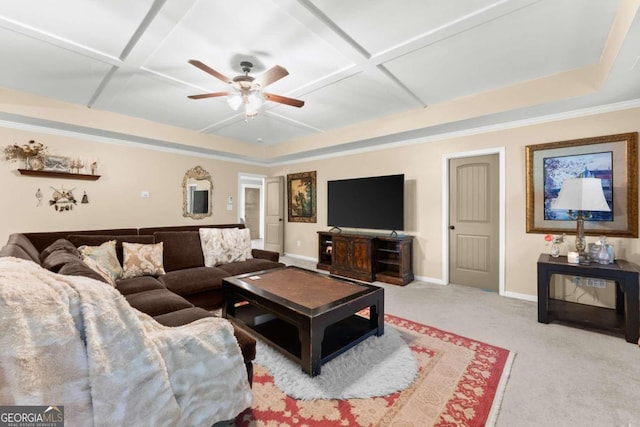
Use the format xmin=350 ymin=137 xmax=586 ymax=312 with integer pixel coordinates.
xmin=254 ymin=325 xmax=418 ymax=400
xmin=236 ymin=314 xmax=515 ymax=426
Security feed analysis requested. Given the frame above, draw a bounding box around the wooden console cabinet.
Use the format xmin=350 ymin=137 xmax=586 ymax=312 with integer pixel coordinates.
xmin=317 ymin=231 xmax=414 ymax=285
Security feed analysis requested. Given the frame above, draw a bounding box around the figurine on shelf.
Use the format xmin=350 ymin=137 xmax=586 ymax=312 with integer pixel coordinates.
xmin=35 ymin=188 xmax=42 ymax=206
xmin=91 ymin=161 xmax=98 ymax=175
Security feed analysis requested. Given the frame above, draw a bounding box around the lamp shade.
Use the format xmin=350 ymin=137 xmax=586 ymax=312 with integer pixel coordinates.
xmin=552 ymin=178 xmax=611 ymax=212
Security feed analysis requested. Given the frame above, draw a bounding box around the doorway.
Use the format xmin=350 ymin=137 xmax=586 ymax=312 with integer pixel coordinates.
xmin=443 ymin=149 xmax=505 ymax=294
xmin=244 ymin=187 xmax=260 ymax=240
xmin=238 ymin=173 xmax=265 ymax=247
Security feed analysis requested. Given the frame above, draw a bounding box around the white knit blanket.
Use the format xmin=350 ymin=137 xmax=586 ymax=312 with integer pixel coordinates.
xmin=0 ymin=257 xmax=252 ymax=426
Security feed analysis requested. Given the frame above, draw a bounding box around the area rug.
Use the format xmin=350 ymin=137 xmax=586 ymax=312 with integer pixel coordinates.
xmin=235 ymin=314 xmax=515 ymax=426
xmin=254 ymin=325 xmax=418 ymax=400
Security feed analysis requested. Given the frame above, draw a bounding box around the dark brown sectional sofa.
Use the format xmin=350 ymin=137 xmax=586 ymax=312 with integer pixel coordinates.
xmin=0 ymin=223 xmax=285 ymax=383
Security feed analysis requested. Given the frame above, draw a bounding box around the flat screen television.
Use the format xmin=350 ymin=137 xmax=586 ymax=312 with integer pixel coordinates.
xmin=328 ymin=174 xmax=404 ymax=231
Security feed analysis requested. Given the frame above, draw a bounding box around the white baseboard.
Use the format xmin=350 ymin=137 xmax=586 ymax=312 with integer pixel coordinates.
xmin=413 ymin=274 xmax=446 ymax=285
xmin=503 ymin=291 xmax=537 ymax=302
xmin=283 ymin=253 xmax=317 ymax=263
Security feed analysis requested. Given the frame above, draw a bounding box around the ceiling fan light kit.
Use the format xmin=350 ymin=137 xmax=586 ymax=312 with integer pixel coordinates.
xmin=188 ymin=59 xmax=304 ymax=121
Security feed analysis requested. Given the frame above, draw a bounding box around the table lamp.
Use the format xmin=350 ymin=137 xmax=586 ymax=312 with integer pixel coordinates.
xmin=552 ymin=177 xmax=611 ymax=264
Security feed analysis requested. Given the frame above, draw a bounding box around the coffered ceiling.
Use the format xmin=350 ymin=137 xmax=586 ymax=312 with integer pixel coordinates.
xmin=0 ymin=0 xmax=639 ymax=164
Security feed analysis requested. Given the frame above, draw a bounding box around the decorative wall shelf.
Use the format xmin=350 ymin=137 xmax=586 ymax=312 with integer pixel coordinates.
xmin=18 ymin=169 xmax=101 ymax=181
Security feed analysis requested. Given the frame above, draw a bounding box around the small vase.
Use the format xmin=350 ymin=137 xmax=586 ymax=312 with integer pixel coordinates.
xmin=550 ymin=242 xmax=560 ymax=257
xmin=596 ymin=236 xmax=610 ymax=265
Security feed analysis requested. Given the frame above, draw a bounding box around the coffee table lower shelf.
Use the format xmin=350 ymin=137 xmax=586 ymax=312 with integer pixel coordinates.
xmin=231 ymin=304 xmax=378 ymax=369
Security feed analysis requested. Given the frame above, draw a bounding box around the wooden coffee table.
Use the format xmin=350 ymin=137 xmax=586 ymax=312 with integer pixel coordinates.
xmin=222 ymin=266 xmax=384 ymax=376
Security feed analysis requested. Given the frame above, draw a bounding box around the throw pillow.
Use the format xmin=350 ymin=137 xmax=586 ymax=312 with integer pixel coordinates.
xmin=224 ymin=227 xmax=253 ymax=261
xmin=199 ymin=228 xmax=252 ymax=266
xmin=78 ymin=240 xmax=123 ymax=281
xmin=39 ymin=238 xmax=79 ymax=263
xmin=199 ymin=228 xmax=227 ymax=266
xmin=122 ymin=242 xmax=166 ymax=279
xmin=81 ymin=255 xmax=117 ymax=287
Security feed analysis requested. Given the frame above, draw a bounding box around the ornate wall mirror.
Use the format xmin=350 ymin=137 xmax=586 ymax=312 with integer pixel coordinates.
xmin=182 ymin=166 xmax=213 ymax=219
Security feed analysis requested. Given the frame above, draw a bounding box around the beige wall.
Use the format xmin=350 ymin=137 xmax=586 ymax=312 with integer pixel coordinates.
xmin=2 ymin=106 xmax=639 ymax=302
xmin=0 ymin=126 xmax=268 ymax=244
xmin=273 ymin=107 xmax=640 ymax=301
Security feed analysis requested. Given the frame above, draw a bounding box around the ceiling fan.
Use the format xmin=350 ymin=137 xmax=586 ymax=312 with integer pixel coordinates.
xmin=187 ymin=60 xmax=304 ymax=119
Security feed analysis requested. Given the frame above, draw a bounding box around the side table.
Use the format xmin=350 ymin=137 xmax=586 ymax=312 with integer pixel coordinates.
xmin=537 ymin=253 xmax=639 ymax=343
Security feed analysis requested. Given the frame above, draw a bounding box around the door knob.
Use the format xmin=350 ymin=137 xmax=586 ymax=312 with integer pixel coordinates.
xmin=449 ymin=225 xmax=455 ymax=230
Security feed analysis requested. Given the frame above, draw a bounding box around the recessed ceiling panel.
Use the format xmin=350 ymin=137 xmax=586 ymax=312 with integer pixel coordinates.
xmin=107 ymin=72 xmax=233 ymax=131
xmin=0 ymin=0 xmax=155 ymax=58
xmin=208 ymin=113 xmax=316 ymax=146
xmin=0 ymin=28 xmax=113 ymax=105
xmin=385 ymin=0 xmax=619 ymax=104
xmin=270 ymin=71 xmax=419 ymax=131
xmin=143 ymin=0 xmax=353 ymax=96
xmin=310 ymin=0 xmax=498 ymax=55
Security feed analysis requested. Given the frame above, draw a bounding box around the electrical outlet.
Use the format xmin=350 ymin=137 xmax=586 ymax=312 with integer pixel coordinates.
xmin=587 ymin=278 xmax=607 ymax=288
xmin=573 ymin=276 xmax=583 ymax=286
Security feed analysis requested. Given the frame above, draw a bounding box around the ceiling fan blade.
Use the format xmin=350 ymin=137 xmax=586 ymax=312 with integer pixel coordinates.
xmin=188 ymin=60 xmax=233 ymax=84
xmin=263 ymin=93 xmax=304 ymax=108
xmin=187 ymin=92 xmax=229 ymax=100
xmin=254 ymin=65 xmax=289 ymax=88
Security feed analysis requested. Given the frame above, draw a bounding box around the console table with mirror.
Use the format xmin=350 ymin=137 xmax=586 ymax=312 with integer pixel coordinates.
xmin=537 ymin=253 xmax=639 ymax=343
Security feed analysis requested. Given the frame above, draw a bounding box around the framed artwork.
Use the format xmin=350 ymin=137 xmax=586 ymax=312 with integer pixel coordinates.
xmin=525 ymin=132 xmax=638 ymax=237
xmin=44 ymin=155 xmax=70 ymax=172
xmin=287 ymin=171 xmax=317 ymax=223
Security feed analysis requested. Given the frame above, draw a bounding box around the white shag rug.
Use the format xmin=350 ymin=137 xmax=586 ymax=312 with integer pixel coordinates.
xmin=254 ymin=326 xmax=418 ymax=400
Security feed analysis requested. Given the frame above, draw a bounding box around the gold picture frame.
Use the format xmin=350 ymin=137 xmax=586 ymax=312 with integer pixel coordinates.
xmin=287 ymin=171 xmax=317 ymax=223
xmin=525 ymin=132 xmax=638 ymax=237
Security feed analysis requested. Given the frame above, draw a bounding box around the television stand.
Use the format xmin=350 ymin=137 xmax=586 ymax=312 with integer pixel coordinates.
xmin=317 ymin=231 xmax=414 ymax=285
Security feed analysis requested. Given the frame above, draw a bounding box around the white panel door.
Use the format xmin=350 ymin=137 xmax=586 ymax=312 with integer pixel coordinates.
xmin=449 ymin=154 xmax=499 ymax=291
xmin=264 ymin=176 xmax=284 ymax=254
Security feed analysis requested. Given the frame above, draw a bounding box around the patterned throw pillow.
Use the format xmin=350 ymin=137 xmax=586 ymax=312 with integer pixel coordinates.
xmin=200 ymin=228 xmax=253 ymax=266
xmin=78 ymin=240 xmax=123 ymax=281
xmin=122 ymin=242 xmax=166 ymax=279
xmin=225 ymin=228 xmax=253 ymax=261
xmin=81 ymin=255 xmax=117 ymax=287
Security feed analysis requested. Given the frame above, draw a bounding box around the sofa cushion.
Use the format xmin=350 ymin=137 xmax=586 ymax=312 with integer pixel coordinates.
xmin=41 ymin=250 xmax=81 ymax=273
xmin=122 ymin=242 xmax=166 ymax=279
xmin=158 ymin=266 xmax=229 ymax=296
xmin=153 ymin=307 xmax=215 ymax=327
xmin=182 ymin=290 xmax=224 ymax=311
xmin=39 ymin=238 xmax=79 ymax=263
xmin=5 ymin=234 xmax=40 ymax=263
xmin=78 ymin=240 xmax=123 ymax=281
xmin=67 ymin=234 xmax=154 ymax=264
xmin=0 ymin=243 xmax=33 ymax=261
xmin=116 ymin=276 xmax=166 ymax=296
xmin=153 ymin=231 xmax=204 ymax=271
xmin=124 ymin=288 xmax=193 ymax=316
xmin=58 ymin=259 xmax=110 ymax=285
xmin=218 ymin=259 xmax=285 ymax=276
